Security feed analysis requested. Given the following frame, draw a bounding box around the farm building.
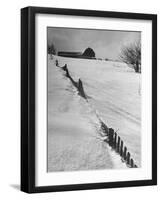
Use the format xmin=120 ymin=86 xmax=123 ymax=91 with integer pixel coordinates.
xmin=58 ymin=48 xmax=96 ymax=59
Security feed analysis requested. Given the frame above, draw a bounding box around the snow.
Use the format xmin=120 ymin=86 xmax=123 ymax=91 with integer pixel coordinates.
xmin=48 ymin=56 xmax=127 ymax=172
xmin=48 ymin=55 xmax=141 ymax=172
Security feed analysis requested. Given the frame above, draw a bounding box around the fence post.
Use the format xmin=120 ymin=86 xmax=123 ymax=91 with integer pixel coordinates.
xmin=123 ymin=146 xmax=127 ymax=160
xmin=55 ymin=59 xmax=58 ymax=66
xmin=130 ymin=158 xmax=134 ymax=168
xmin=62 ymin=64 xmax=67 ymax=71
xmin=117 ymin=136 xmax=120 ymax=153
xmin=101 ymin=121 xmax=109 ymax=135
xmin=78 ymin=79 xmax=86 ymax=99
xmin=109 ymin=128 xmax=114 ymax=147
xmin=120 ymin=140 xmax=123 ymax=156
xmin=66 ymin=68 xmax=70 ymax=77
xmin=114 ymin=132 xmax=117 ymax=149
xmin=127 ymin=152 xmax=130 ymax=165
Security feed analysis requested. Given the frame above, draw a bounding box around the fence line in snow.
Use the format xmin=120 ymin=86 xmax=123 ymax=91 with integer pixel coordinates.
xmin=55 ymin=59 xmax=138 ymax=168
xmin=56 ymin=60 xmax=87 ymax=99
xmin=100 ymin=121 xmax=137 ymax=168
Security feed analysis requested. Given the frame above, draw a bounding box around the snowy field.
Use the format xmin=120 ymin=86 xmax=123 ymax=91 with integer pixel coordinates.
xmin=48 ymin=55 xmax=141 ymax=172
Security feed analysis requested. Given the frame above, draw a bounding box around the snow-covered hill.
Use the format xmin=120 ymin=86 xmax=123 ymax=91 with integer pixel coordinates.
xmin=48 ymin=55 xmax=141 ymax=172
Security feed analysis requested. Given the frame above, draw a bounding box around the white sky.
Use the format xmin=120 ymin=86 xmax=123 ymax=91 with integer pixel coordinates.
xmin=48 ymin=27 xmax=141 ymax=60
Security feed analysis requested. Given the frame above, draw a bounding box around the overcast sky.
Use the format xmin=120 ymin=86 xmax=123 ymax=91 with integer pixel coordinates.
xmin=47 ymin=27 xmax=141 ymax=60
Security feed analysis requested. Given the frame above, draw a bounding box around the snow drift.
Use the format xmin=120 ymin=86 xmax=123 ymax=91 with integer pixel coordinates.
xmin=48 ymin=55 xmax=141 ymax=172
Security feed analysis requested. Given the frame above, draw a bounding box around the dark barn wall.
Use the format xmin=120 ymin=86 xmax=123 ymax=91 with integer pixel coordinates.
xmin=82 ymin=47 xmax=95 ymax=58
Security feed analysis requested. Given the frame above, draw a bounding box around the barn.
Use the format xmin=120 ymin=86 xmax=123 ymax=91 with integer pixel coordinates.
xmin=58 ymin=48 xmax=96 ymax=59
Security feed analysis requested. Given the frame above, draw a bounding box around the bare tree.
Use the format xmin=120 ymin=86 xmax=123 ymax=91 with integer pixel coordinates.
xmin=48 ymin=43 xmax=56 ymax=59
xmin=119 ymin=41 xmax=141 ymax=73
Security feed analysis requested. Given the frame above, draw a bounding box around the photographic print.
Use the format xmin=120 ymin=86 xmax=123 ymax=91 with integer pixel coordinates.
xmin=47 ymin=27 xmax=141 ymax=172
xmin=21 ymin=7 xmax=157 ymax=193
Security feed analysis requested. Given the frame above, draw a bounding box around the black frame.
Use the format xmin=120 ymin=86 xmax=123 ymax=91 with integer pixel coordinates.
xmin=21 ymin=6 xmax=157 ymax=193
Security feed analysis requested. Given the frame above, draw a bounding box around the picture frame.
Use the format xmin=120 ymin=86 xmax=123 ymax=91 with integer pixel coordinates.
xmin=21 ymin=6 xmax=157 ymax=193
